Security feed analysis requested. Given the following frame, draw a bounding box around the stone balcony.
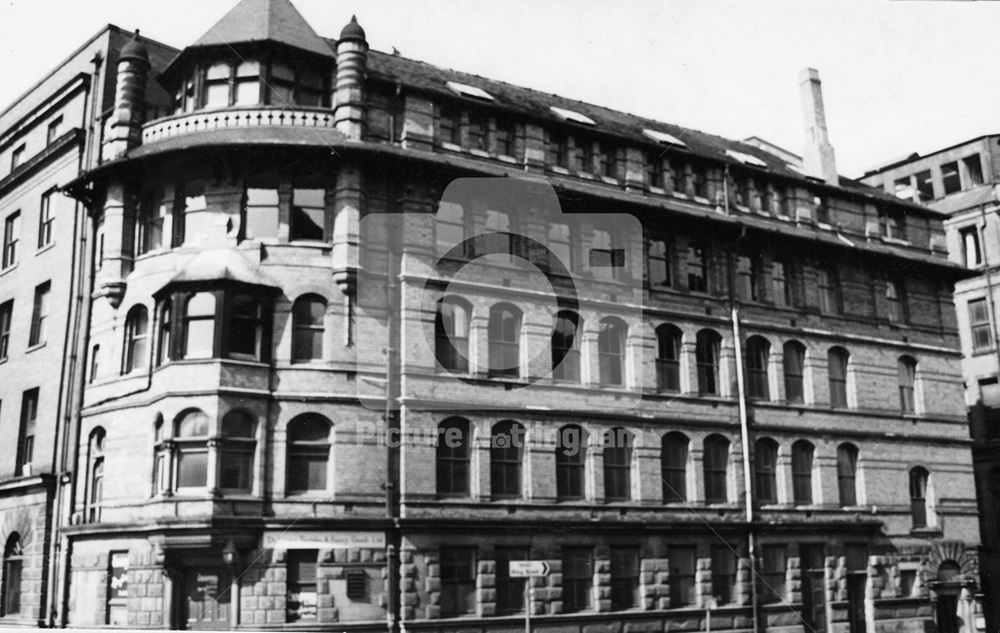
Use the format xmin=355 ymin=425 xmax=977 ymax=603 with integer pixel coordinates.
xmin=141 ymin=106 xmax=339 ymax=144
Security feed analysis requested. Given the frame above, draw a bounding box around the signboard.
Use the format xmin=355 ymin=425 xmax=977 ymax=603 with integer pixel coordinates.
xmin=509 ymin=560 xmax=550 ymax=578
xmin=262 ymin=531 xmax=385 ymax=549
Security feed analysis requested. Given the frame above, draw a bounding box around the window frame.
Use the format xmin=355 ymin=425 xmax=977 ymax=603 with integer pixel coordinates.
xmin=703 ymin=435 xmax=730 ymax=504
xmin=440 ymin=547 xmax=477 ymax=617
xmin=969 ymin=298 xmax=992 ymax=353
xmin=285 ymin=414 xmax=332 ymax=495
xmin=791 ymin=440 xmax=814 ymax=505
xmin=597 ymin=318 xmax=627 ymax=386
xmin=551 ymin=311 xmax=581 ymax=383
xmin=696 ymin=329 xmax=721 ymax=395
xmin=561 ymin=546 xmax=594 ymax=612
xmin=602 ymin=428 xmax=632 ymax=502
xmin=0 ymin=300 xmax=11 ymax=361
xmin=16 ymin=388 xmax=38 ymax=476
xmin=661 ymin=432 xmax=688 ymax=503
xmin=3 ymin=211 xmax=20 ymax=269
xmin=291 ymin=294 xmax=327 ymax=363
xmin=490 ymin=421 xmax=524 ymax=499
xmin=437 ymin=418 xmax=471 ymax=498
xmin=488 ymin=304 xmax=522 ymax=378
xmin=655 ymin=324 xmax=682 ymax=393
xmin=123 ymin=305 xmax=150 ymax=374
xmin=38 ymin=189 xmax=55 ymax=249
xmin=28 ymin=281 xmax=50 ymax=347
xmin=555 ymin=425 xmax=586 ymax=501
xmin=828 ymin=347 xmax=850 ymax=408
xmin=783 ymin=341 xmax=805 ymax=404
xmin=754 ymin=438 xmax=779 ymax=505
xmin=836 ymin=443 xmax=859 ymax=507
xmin=745 ymin=336 xmax=771 ymax=400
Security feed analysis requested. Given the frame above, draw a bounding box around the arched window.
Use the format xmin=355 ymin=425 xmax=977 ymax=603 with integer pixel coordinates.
xmin=898 ymin=356 xmax=918 ymax=413
xmin=598 ymin=318 xmax=628 ymax=386
xmin=783 ymin=341 xmax=806 ymax=403
xmin=490 ymin=421 xmax=525 ymax=499
xmin=488 ymin=304 xmax=521 ymax=378
xmin=837 ymin=443 xmax=859 ymax=506
xmin=552 ymin=311 xmax=581 ymax=382
xmin=603 ymin=428 xmax=632 ymax=501
xmin=183 ymin=292 xmax=215 ymax=359
xmin=656 ymin=324 xmax=682 ymax=392
xmin=791 ymin=440 xmax=814 ymax=505
xmin=292 ymin=295 xmax=326 ymax=362
xmin=437 ymin=418 xmax=471 ymax=497
xmin=123 ymin=305 xmax=149 ymax=373
xmin=1 ymin=533 xmax=23 ymax=617
xmin=828 ymin=347 xmax=850 ymax=408
xmin=754 ymin=438 xmax=779 ymax=504
xmin=87 ymin=428 xmax=106 ymax=522
xmin=696 ymin=330 xmax=721 ymax=395
xmin=174 ymin=410 xmax=210 ymax=490
xmin=661 ymin=432 xmax=689 ymax=502
xmin=157 ymin=301 xmax=172 ymax=366
xmin=228 ymin=294 xmax=263 ymax=360
xmin=435 ymin=298 xmax=470 ymax=373
xmin=746 ymin=336 xmax=771 ymax=400
xmin=220 ymin=411 xmax=256 ymax=492
xmin=286 ymin=414 xmax=331 ymax=493
xmin=909 ymin=467 xmax=930 ymax=528
xmin=555 ymin=425 xmax=587 ymax=500
xmin=703 ymin=435 xmax=730 ymax=503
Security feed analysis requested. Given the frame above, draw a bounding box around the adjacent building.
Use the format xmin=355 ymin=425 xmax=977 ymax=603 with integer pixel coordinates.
xmin=0 ymin=26 xmax=175 ymax=626
xmin=862 ymin=135 xmax=1000 ymax=630
xmin=0 ymin=1 xmax=983 ymax=632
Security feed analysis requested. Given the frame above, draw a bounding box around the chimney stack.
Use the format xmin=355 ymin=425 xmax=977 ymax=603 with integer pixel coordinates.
xmin=799 ymin=68 xmax=838 ymax=186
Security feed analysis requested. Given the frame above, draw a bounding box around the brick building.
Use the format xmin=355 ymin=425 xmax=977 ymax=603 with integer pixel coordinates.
xmin=0 ymin=0 xmax=981 ymax=631
xmin=861 ymin=137 xmax=1000 ymax=631
xmin=0 ymin=26 xmax=175 ymax=626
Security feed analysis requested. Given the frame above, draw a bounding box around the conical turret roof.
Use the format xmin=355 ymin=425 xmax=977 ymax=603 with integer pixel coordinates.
xmin=192 ymin=0 xmax=333 ymax=58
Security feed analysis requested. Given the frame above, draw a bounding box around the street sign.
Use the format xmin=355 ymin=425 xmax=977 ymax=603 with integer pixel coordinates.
xmin=509 ymin=560 xmax=550 ymax=578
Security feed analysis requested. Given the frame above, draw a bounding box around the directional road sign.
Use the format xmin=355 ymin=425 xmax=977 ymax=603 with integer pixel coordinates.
xmin=509 ymin=560 xmax=550 ymax=578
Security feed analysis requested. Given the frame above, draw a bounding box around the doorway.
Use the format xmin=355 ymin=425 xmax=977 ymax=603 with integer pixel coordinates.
xmin=181 ymin=568 xmax=232 ymax=630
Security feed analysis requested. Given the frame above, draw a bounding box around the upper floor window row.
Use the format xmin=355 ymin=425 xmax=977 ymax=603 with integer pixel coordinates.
xmin=173 ymin=59 xmax=328 ymax=115
xmin=135 ymin=181 xmax=330 ymax=255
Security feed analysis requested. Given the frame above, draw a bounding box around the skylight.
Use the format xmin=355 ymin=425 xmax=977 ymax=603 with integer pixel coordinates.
xmin=642 ymin=129 xmax=686 ymax=147
xmin=550 ymin=106 xmax=596 ymax=126
xmin=726 ymin=149 xmax=768 ymax=168
xmin=446 ymin=81 xmax=494 ymax=101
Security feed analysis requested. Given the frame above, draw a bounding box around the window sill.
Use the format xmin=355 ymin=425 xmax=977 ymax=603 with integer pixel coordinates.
xmin=0 ymin=262 xmax=18 ymax=277
xmin=497 ymin=154 xmax=518 ymax=164
xmin=440 ymin=142 xmax=463 ymax=152
xmin=646 ymin=185 xmax=666 ymax=196
xmin=910 ymin=527 xmax=942 ymax=537
xmin=549 ymin=166 xmax=571 ymax=175
xmin=26 ymin=341 xmax=46 ymax=354
xmin=36 ymin=241 xmax=55 ymax=256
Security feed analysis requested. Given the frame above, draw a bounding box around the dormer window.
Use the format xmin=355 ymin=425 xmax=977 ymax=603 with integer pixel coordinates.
xmin=642 ymin=129 xmax=686 ymax=147
xmin=550 ymin=106 xmax=596 ymax=126
xmin=446 ymin=81 xmax=494 ymax=102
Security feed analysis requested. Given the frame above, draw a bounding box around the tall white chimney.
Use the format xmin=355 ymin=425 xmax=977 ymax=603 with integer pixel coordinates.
xmin=799 ymin=67 xmax=838 ymax=186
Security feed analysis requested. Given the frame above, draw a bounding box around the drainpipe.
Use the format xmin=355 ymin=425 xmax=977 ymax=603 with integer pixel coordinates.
xmin=731 ymin=306 xmax=760 ymax=633
xmin=385 ymin=234 xmax=402 ymax=633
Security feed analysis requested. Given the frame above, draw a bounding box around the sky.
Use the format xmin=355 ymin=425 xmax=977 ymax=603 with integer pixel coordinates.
xmin=1 ymin=0 xmax=998 ymax=178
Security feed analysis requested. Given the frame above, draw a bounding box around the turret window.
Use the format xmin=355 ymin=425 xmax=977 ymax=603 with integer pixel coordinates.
xmin=160 ymin=288 xmax=272 ymax=362
xmin=175 ymin=59 xmax=327 ymax=113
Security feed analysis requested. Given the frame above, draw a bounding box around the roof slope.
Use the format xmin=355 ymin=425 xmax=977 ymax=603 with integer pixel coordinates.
xmin=362 ymin=48 xmax=935 ymax=215
xmin=193 ymin=0 xmax=332 ymax=58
